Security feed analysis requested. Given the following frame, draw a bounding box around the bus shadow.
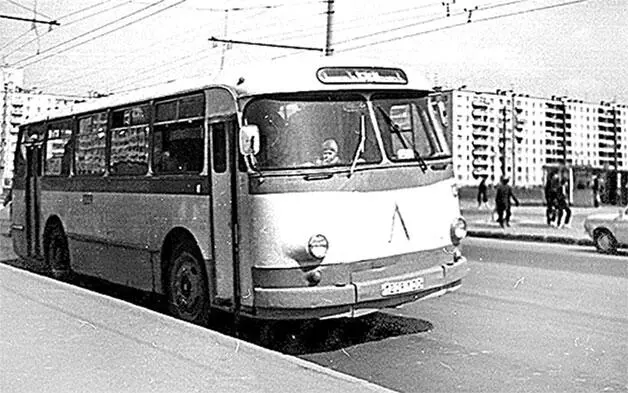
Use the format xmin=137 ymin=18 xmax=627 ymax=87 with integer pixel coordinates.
xmin=231 ymin=312 xmax=433 ymax=355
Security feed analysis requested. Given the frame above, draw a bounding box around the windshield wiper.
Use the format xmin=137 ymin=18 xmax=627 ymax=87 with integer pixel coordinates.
xmin=348 ymin=114 xmax=366 ymax=178
xmin=376 ymin=106 xmax=428 ymax=172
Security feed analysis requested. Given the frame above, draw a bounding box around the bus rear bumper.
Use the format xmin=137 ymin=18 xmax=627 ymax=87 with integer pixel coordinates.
xmin=253 ymin=256 xmax=468 ymax=320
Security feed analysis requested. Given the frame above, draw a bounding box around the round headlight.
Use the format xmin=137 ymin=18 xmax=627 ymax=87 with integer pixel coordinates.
xmin=307 ymin=234 xmax=329 ymax=260
xmin=450 ymin=217 xmax=467 ymax=245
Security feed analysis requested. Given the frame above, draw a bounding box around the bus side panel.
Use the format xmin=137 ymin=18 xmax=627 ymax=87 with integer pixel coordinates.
xmin=11 ymin=189 xmax=28 ymax=259
xmin=69 ymin=240 xmax=154 ymax=292
xmin=40 ymin=191 xmax=211 ymax=293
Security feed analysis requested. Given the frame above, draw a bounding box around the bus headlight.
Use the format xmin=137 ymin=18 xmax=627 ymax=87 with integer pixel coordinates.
xmin=450 ymin=217 xmax=467 ymax=246
xmin=307 ymin=234 xmax=329 ymax=260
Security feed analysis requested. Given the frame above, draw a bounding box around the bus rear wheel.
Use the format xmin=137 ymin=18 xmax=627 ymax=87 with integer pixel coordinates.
xmin=166 ymin=242 xmax=210 ymax=326
xmin=44 ymin=226 xmax=71 ymax=281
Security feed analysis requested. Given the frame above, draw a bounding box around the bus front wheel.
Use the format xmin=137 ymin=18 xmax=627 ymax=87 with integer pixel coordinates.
xmin=44 ymin=225 xmax=72 ymax=281
xmin=166 ymin=242 xmax=210 ymax=326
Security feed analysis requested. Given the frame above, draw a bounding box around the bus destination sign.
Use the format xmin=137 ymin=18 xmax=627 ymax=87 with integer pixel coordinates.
xmin=317 ymin=67 xmax=408 ymax=85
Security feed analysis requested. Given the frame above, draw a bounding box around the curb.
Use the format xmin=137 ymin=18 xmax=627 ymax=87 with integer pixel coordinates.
xmin=468 ymin=230 xmax=594 ymax=247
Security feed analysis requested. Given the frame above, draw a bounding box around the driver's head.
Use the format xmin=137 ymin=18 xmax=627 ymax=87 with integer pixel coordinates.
xmin=322 ymin=139 xmax=338 ymax=162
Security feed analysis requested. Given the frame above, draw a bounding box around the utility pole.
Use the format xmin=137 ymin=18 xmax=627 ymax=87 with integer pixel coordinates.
xmin=325 ymin=0 xmax=335 ymax=56
xmin=501 ymin=105 xmax=507 ymax=178
xmin=561 ymin=99 xmax=567 ymax=165
xmin=219 ymin=10 xmax=229 ymax=72
xmin=209 ymin=0 xmax=334 ymax=56
xmin=511 ymin=94 xmax=516 ymax=186
xmin=612 ymin=105 xmax=621 ymax=204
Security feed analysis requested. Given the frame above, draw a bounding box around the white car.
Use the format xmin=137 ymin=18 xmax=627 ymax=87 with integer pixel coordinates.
xmin=584 ymin=207 xmax=628 ymax=253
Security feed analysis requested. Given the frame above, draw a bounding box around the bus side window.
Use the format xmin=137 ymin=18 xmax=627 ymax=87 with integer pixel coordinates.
xmin=109 ymin=105 xmax=149 ymax=175
xmin=45 ymin=120 xmax=73 ymax=176
xmin=75 ymin=113 xmax=107 ymax=176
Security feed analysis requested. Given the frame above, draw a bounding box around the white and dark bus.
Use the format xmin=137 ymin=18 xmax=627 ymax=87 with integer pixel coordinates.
xmin=11 ymin=57 xmax=468 ymax=324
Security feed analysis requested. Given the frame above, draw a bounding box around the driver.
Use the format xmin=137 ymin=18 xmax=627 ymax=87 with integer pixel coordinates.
xmin=317 ymin=138 xmax=340 ymax=165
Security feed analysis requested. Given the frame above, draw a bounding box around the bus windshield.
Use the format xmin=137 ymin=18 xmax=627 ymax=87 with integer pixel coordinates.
xmin=243 ymin=93 xmax=381 ymax=170
xmin=373 ymin=91 xmax=451 ymax=162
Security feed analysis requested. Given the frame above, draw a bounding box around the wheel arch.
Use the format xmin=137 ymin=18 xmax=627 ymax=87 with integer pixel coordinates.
xmin=42 ymin=215 xmax=66 ymax=255
xmin=159 ymin=227 xmax=209 ymax=293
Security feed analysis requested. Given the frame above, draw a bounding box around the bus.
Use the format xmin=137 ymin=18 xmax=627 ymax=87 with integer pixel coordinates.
xmin=11 ymin=57 xmax=468 ymax=325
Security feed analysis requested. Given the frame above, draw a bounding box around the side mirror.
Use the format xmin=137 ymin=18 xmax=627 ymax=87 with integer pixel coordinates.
xmin=239 ymin=125 xmax=260 ymax=156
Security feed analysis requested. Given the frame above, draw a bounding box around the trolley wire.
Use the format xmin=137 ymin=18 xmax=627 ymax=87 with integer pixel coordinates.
xmin=2 ymin=0 xmax=134 ymax=59
xmin=3 ymin=0 xmax=52 ymax=19
xmin=8 ymin=0 xmax=190 ymax=68
xmin=337 ymin=0 xmax=589 ymax=53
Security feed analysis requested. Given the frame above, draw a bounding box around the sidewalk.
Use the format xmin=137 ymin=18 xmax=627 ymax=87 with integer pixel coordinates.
xmin=461 ymin=199 xmax=623 ymax=246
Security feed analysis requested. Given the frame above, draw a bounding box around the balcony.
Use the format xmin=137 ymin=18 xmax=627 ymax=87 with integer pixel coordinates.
xmin=472 ymin=168 xmax=491 ymax=177
xmin=473 ymin=158 xmax=491 ymax=167
xmin=472 ymin=138 xmax=491 ymax=147
xmin=472 ymin=128 xmax=490 ymax=137
xmin=472 ymin=99 xmax=489 ymax=108
xmin=472 ymin=148 xmax=492 ymax=157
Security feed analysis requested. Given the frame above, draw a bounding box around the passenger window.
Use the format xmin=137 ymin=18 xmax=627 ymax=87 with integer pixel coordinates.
xmin=153 ymin=94 xmax=205 ymax=174
xmin=153 ymin=121 xmax=203 ymax=174
xmin=75 ymin=113 xmax=107 ymax=176
xmin=45 ymin=120 xmax=73 ymax=176
xmin=110 ymin=105 xmax=150 ymax=175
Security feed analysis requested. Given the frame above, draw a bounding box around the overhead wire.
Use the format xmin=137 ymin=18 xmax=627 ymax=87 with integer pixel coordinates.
xmin=8 ymin=0 xmax=190 ymax=68
xmin=40 ymin=20 xmax=213 ymax=90
xmin=335 ymin=0 xmax=532 ymax=46
xmin=4 ymin=0 xmax=52 ymax=19
xmin=3 ymin=0 xmax=134 ymax=59
xmin=337 ymin=0 xmax=589 ymax=53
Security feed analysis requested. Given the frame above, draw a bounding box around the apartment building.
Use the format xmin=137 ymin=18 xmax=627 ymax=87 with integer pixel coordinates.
xmin=1 ymin=67 xmax=84 ymax=193
xmin=445 ymin=89 xmax=627 ymax=190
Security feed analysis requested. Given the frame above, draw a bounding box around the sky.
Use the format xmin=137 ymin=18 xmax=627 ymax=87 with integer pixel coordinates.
xmin=1 ymin=0 xmax=626 ymax=103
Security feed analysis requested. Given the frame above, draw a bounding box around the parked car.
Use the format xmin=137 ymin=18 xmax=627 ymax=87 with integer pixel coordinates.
xmin=584 ymin=207 xmax=628 ymax=253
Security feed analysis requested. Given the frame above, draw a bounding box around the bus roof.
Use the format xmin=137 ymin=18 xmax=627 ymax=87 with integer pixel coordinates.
xmin=23 ymin=56 xmax=433 ymax=124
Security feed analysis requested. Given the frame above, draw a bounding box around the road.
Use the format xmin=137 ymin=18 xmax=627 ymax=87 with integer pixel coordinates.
xmin=295 ymin=239 xmax=628 ymax=393
xmin=1 ymin=236 xmax=626 ymax=392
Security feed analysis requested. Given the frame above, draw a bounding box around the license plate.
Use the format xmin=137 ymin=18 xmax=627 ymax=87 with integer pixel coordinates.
xmin=381 ymin=277 xmax=424 ymax=296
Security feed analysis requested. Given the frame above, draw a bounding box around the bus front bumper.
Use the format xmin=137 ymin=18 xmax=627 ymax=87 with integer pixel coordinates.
xmin=253 ymin=255 xmax=468 ymax=320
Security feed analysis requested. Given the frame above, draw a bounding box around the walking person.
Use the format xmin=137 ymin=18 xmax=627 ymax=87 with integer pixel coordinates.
xmin=592 ymin=175 xmax=600 ymax=208
xmin=477 ymin=176 xmax=489 ymax=209
xmin=544 ymin=173 xmax=557 ymax=226
xmin=495 ymin=176 xmax=519 ymax=228
xmin=555 ymin=178 xmax=572 ymax=228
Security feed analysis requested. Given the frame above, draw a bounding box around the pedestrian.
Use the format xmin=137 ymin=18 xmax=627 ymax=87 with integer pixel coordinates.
xmin=592 ymin=175 xmax=600 ymax=208
xmin=495 ymin=176 xmax=519 ymax=228
xmin=555 ymin=178 xmax=572 ymax=228
xmin=544 ymin=173 xmax=557 ymax=226
xmin=477 ymin=176 xmax=489 ymax=209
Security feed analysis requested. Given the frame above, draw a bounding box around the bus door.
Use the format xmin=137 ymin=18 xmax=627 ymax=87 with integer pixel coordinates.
xmin=24 ymin=143 xmax=43 ymax=258
xmin=209 ymin=119 xmax=238 ymax=308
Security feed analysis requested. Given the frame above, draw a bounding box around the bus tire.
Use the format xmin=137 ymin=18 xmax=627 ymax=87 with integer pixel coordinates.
xmin=44 ymin=224 xmax=72 ymax=281
xmin=166 ymin=241 xmax=210 ymax=326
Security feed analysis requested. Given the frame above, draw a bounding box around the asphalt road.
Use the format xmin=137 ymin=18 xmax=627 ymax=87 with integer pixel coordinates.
xmin=297 ymin=238 xmax=628 ymax=393
xmin=1 ymin=236 xmax=626 ymax=392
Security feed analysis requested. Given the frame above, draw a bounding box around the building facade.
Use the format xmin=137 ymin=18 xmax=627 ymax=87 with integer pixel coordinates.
xmin=446 ymin=89 xmax=627 ymax=193
xmin=1 ymin=67 xmax=84 ymax=194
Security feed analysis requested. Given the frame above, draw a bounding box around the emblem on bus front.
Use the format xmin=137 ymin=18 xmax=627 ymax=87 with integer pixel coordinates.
xmin=389 ymin=203 xmax=410 ymax=243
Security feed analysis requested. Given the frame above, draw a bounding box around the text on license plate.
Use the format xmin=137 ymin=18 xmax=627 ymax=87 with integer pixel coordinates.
xmin=381 ymin=277 xmax=424 ymax=296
